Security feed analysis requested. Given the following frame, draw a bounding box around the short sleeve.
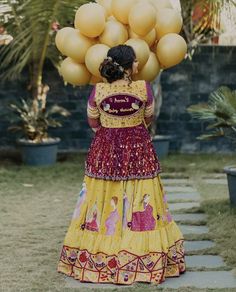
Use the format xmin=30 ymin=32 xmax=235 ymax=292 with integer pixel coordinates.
xmin=144 ymin=81 xmax=155 ymax=118
xmin=87 ymin=86 xmax=100 ymax=119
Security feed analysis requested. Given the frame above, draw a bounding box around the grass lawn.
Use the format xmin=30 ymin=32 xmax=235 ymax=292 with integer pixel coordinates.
xmin=0 ymin=152 xmax=236 ymax=292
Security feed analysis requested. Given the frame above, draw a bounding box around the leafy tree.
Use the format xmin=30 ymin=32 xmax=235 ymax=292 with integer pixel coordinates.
xmin=0 ymin=0 xmax=89 ymax=100
xmin=180 ymin=0 xmax=236 ymax=58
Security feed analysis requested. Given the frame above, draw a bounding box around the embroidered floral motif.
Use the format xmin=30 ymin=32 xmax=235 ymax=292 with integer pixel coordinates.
xmin=57 ymin=239 xmax=186 ymax=285
xmin=79 ymin=251 xmax=88 ymax=263
xmin=105 ymin=196 xmax=120 ymax=235
xmin=68 ymin=250 xmax=77 ymax=264
xmin=108 ymin=257 xmax=117 ymax=269
xmin=131 ymin=194 xmax=156 ymax=231
xmin=95 ymin=254 xmax=106 ymax=269
xmin=123 ymin=272 xmax=129 ymax=282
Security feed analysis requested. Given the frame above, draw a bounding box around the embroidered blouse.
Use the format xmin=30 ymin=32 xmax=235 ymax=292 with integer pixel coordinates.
xmin=84 ymin=80 xmax=161 ymax=181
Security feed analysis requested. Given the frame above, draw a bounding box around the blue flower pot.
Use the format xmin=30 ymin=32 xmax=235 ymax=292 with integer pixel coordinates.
xmin=17 ymin=138 xmax=61 ymax=166
xmin=152 ymin=135 xmax=174 ymax=159
xmin=223 ymin=166 xmax=236 ymax=206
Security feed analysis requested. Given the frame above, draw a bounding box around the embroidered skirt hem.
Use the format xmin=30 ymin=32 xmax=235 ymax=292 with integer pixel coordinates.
xmin=57 ymin=221 xmax=186 ymax=285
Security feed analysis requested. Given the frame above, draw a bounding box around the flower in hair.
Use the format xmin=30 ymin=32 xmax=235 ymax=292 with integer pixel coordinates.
xmin=105 ymin=56 xmax=124 ymax=72
xmin=119 ymin=65 xmax=124 ymax=72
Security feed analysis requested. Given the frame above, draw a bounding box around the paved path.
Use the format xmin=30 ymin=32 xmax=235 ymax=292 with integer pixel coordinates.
xmin=64 ymin=173 xmax=236 ymax=290
xmin=161 ymin=173 xmax=236 ymax=289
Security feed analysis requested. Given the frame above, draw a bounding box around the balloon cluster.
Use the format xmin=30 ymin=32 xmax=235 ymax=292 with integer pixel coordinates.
xmin=56 ymin=0 xmax=187 ymax=86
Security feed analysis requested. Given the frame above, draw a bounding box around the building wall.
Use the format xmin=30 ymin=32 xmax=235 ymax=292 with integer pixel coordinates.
xmin=0 ymin=45 xmax=235 ymax=153
xmin=158 ymin=45 xmax=236 ymax=153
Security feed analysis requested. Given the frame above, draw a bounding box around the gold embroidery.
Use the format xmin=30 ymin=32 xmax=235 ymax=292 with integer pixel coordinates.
xmin=144 ymin=103 xmax=154 ymax=118
xmin=87 ymin=103 xmax=100 ymax=119
xmin=94 ymin=81 xmax=148 ymax=128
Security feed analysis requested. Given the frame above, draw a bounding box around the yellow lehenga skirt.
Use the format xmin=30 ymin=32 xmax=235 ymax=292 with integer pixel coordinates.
xmin=57 ymin=174 xmax=186 ymax=285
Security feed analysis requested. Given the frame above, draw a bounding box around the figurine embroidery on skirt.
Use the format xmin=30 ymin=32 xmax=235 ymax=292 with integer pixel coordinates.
xmin=105 ymin=196 xmax=120 ymax=235
xmin=131 ymin=194 xmax=156 ymax=231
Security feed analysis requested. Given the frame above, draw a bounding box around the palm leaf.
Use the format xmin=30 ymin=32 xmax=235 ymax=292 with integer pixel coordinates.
xmin=187 ymin=103 xmax=217 ymax=120
xmin=187 ymin=86 xmax=236 ymax=142
xmin=0 ymin=0 xmax=90 ymax=93
xmin=197 ymin=129 xmax=225 ymax=140
xmin=180 ymin=0 xmax=236 ymax=57
xmin=206 ymin=121 xmax=232 ymax=129
xmin=45 ymin=105 xmax=71 ymax=117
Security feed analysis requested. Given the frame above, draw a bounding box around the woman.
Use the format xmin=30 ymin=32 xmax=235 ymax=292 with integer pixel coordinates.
xmin=57 ymin=44 xmax=186 ymax=285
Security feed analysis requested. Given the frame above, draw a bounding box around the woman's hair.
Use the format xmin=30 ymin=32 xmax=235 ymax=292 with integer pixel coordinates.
xmin=111 ymin=196 xmax=118 ymax=205
xmin=142 ymin=194 xmax=150 ymax=203
xmin=99 ymin=44 xmax=136 ymax=83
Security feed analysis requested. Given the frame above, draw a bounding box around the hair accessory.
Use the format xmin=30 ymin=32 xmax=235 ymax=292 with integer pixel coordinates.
xmin=118 ymin=65 xmax=124 ymax=72
xmin=105 ymin=56 xmax=125 ymax=72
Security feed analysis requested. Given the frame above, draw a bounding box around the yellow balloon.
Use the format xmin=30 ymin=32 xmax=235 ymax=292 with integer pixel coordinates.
xmin=107 ymin=15 xmax=117 ymax=21
xmin=55 ymin=27 xmax=74 ymax=55
xmin=74 ymin=3 xmax=106 ymax=38
xmin=155 ymin=8 xmax=183 ymax=39
xmin=99 ymin=20 xmax=128 ymax=47
xmin=133 ymin=52 xmax=160 ymax=81
xmin=151 ymin=0 xmax=172 ymax=9
xmin=129 ymin=3 xmax=156 ymax=36
xmin=63 ymin=29 xmax=96 ymax=63
xmin=85 ymin=44 xmax=110 ymax=77
xmin=90 ymin=75 xmax=103 ymax=85
xmin=156 ymin=33 xmax=187 ymax=68
xmin=128 ymin=27 xmax=156 ymax=47
xmin=60 ymin=58 xmax=91 ymax=85
xmin=137 ymin=0 xmax=154 ymax=5
xmin=96 ymin=0 xmax=112 ymax=16
xmin=125 ymin=38 xmax=150 ymax=69
xmin=150 ymin=40 xmax=158 ymax=53
xmin=111 ymin=0 xmax=136 ymax=24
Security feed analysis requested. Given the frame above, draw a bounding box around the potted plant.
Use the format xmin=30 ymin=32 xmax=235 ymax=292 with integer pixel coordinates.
xmin=8 ymin=84 xmax=70 ymax=166
xmin=187 ymin=86 xmax=236 ymax=206
xmin=0 ymin=0 xmax=87 ymax=164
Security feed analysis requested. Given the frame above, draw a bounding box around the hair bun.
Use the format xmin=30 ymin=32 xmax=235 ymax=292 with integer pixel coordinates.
xmin=98 ymin=45 xmax=136 ymax=83
xmin=99 ymin=57 xmax=125 ymax=83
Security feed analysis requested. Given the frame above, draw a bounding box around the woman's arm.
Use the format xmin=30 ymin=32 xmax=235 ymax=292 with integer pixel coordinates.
xmin=87 ymin=86 xmax=101 ymax=132
xmin=144 ymin=81 xmax=155 ymax=127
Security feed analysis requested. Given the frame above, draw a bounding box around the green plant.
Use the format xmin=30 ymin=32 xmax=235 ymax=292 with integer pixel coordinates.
xmin=187 ymin=86 xmax=236 ymax=142
xmin=0 ymin=0 xmax=88 ymax=97
xmin=8 ymin=84 xmax=70 ymax=142
xmin=0 ymin=0 xmax=88 ymax=142
xmin=180 ymin=0 xmax=236 ymax=58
